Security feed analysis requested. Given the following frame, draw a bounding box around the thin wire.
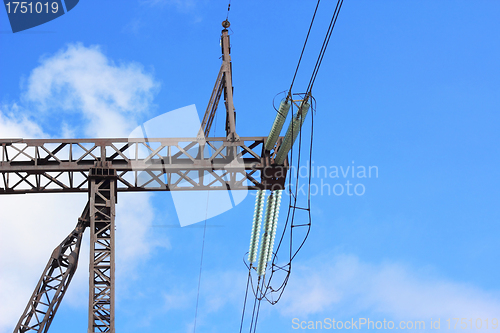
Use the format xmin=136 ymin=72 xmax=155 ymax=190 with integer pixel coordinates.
xmin=239 ymin=0 xmax=342 ymax=327
xmin=245 ymin=0 xmax=341 ymax=323
xmin=226 ymin=0 xmax=231 ymax=20
xmin=289 ymin=97 xmax=315 ymax=262
xmin=261 ymin=95 xmax=316 ymax=305
xmin=307 ymin=0 xmax=342 ymax=92
xmin=272 ymin=90 xmax=289 ymax=118
xmin=251 ymin=300 xmax=262 ymax=333
xmin=193 ymin=198 xmax=209 ymax=333
xmin=288 ymin=0 xmax=321 ymax=98
xmin=250 ymin=278 xmax=266 ymax=333
xmin=238 ymin=270 xmax=252 ymax=333
xmin=306 ymin=0 xmax=343 ymax=94
xmin=193 ymin=121 xmax=217 ymax=332
xmin=248 ymin=278 xmax=261 ymax=333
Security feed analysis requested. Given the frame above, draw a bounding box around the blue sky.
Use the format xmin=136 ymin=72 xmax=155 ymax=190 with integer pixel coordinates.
xmin=1 ymin=1 xmax=500 ymax=332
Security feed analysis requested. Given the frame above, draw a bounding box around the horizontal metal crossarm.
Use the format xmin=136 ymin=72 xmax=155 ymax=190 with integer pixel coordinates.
xmin=0 ymin=137 xmax=288 ymax=194
xmin=13 ymin=203 xmax=89 ymax=333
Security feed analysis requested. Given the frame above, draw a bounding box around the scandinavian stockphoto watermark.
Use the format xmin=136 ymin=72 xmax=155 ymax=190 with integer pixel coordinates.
xmin=127 ymin=104 xmax=378 ymax=226
xmin=257 ymin=161 xmax=379 ymax=197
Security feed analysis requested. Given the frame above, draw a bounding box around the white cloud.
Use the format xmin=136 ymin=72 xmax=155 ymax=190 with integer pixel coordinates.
xmin=0 ymin=193 xmax=163 ymax=333
xmin=156 ymin=268 xmax=247 ymax=332
xmin=63 ymin=192 xmax=168 ymax=308
xmin=0 ymin=193 xmax=88 ymax=332
xmin=60 ymin=121 xmax=75 ymax=138
xmin=162 ymin=288 xmax=195 ymax=312
xmin=279 ymin=254 xmax=500 ymax=327
xmin=201 ymin=269 xmax=247 ymax=313
xmin=24 ymin=43 xmax=159 ymax=137
xmin=115 ymin=193 xmax=171 ymax=281
xmin=0 ymin=103 xmax=45 ymax=138
xmin=0 ymin=44 xmax=162 ymax=333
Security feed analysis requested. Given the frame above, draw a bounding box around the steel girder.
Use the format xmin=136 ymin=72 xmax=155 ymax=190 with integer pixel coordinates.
xmin=0 ymin=137 xmax=287 ymax=194
xmin=220 ymin=27 xmax=239 ymax=141
xmin=200 ymin=66 xmax=224 ymax=138
xmin=13 ymin=204 xmax=89 ymax=333
xmin=88 ymin=164 xmax=116 ymax=333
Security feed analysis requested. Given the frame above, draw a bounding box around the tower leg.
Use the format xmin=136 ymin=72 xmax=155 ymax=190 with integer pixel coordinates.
xmin=13 ymin=203 xmax=89 ymax=333
xmin=88 ymin=165 xmax=117 ymax=333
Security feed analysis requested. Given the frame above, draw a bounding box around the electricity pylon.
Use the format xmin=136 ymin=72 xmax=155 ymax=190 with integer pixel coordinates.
xmin=1 ymin=20 xmax=289 ymax=333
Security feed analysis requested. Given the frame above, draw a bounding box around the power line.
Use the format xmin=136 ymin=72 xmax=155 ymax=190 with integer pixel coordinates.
xmin=193 ymin=124 xmax=218 ymax=332
xmin=226 ymin=0 xmax=231 ymax=20
xmin=238 ymin=0 xmax=343 ymax=330
xmin=288 ymin=0 xmax=321 ymax=98
xmin=192 ymin=203 xmax=208 ymax=333
xmin=306 ymin=0 xmax=343 ymax=95
xmin=238 ymin=98 xmax=317 ymax=331
xmin=238 ymin=271 xmax=252 ymax=333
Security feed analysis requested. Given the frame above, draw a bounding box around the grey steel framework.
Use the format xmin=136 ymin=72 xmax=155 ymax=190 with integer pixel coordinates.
xmin=13 ymin=204 xmax=89 ymax=333
xmin=4 ymin=20 xmax=288 ymax=333
xmin=200 ymin=20 xmax=239 ymax=142
xmin=88 ymin=164 xmax=116 ymax=333
xmin=0 ymin=136 xmax=287 ymax=195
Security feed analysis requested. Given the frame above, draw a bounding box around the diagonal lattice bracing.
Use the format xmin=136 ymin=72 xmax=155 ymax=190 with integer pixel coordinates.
xmin=88 ymin=164 xmax=116 ymax=333
xmin=13 ymin=204 xmax=90 ymax=333
xmin=1 ymin=137 xmax=288 ymax=194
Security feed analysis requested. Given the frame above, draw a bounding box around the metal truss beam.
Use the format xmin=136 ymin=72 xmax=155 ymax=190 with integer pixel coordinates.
xmin=13 ymin=204 xmax=89 ymax=333
xmin=200 ymin=65 xmax=224 ymax=138
xmin=0 ymin=137 xmax=288 ymax=194
xmin=88 ymin=163 xmax=116 ymax=333
xmin=220 ymin=25 xmax=239 ymax=142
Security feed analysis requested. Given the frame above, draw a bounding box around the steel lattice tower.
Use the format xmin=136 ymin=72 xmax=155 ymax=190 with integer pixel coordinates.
xmin=3 ymin=21 xmax=288 ymax=333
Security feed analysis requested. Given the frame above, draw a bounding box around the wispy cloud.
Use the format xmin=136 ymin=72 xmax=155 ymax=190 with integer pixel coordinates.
xmin=280 ymin=254 xmax=500 ymax=324
xmin=0 ymin=193 xmax=88 ymax=332
xmin=173 ymin=254 xmax=500 ymax=331
xmin=23 ymin=43 xmax=159 ymax=137
xmin=0 ymin=103 xmax=45 ymax=138
xmin=0 ymin=43 xmax=162 ymax=333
